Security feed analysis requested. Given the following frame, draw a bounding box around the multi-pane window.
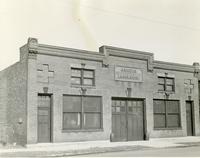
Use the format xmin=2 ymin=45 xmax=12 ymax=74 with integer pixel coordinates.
xmin=158 ymin=77 xmax=175 ymax=92
xmin=63 ymin=95 xmax=102 ymax=130
xmin=71 ymin=68 xmax=95 ymax=86
xmin=112 ymin=100 xmax=126 ymax=113
xmin=153 ymin=100 xmax=181 ymax=129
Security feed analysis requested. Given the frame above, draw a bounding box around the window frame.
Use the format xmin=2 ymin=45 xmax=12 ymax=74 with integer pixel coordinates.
xmin=153 ymin=99 xmax=181 ymax=129
xmin=62 ymin=95 xmax=103 ymax=131
xmin=158 ymin=76 xmax=175 ymax=92
xmin=71 ymin=68 xmax=95 ymax=86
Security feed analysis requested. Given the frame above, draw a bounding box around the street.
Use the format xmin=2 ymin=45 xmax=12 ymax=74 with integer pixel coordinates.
xmin=75 ymin=146 xmax=200 ymax=157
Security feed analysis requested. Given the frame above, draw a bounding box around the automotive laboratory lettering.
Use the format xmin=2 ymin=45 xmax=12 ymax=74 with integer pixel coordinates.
xmin=115 ymin=66 xmax=143 ymax=82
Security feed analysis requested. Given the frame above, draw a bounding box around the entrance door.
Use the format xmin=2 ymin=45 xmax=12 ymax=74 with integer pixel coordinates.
xmin=186 ymin=101 xmax=194 ymax=136
xmin=38 ymin=95 xmax=51 ymax=143
xmin=127 ymin=100 xmax=144 ymax=141
xmin=112 ymin=99 xmax=144 ymax=142
xmin=112 ymin=100 xmax=127 ymax=141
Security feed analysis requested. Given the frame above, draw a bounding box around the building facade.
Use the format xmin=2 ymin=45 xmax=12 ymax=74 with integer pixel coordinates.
xmin=0 ymin=38 xmax=200 ymax=145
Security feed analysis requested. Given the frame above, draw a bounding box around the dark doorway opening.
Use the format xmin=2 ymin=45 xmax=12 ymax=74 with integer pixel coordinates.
xmin=186 ymin=101 xmax=194 ymax=136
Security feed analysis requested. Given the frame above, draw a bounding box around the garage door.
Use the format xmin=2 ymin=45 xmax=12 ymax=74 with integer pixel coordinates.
xmin=112 ymin=99 xmax=144 ymax=142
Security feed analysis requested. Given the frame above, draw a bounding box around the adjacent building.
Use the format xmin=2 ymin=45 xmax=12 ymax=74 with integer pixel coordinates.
xmin=0 ymin=38 xmax=200 ymax=145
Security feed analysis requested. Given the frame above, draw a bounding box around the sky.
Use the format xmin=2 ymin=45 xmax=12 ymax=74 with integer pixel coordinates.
xmin=0 ymin=0 xmax=200 ymax=71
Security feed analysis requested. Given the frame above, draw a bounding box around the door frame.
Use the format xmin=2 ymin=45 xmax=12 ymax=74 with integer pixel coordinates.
xmin=111 ymin=97 xmax=147 ymax=141
xmin=37 ymin=93 xmax=53 ymax=143
xmin=186 ymin=100 xmax=195 ymax=136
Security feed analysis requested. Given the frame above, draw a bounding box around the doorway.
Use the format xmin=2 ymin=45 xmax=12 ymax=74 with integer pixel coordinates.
xmin=111 ymin=98 xmax=145 ymax=142
xmin=186 ymin=101 xmax=194 ymax=136
xmin=38 ymin=94 xmax=52 ymax=143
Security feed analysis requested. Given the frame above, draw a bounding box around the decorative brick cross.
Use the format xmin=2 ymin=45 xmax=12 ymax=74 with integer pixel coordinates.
xmin=37 ymin=64 xmax=54 ymax=83
xmin=184 ymin=79 xmax=194 ymax=94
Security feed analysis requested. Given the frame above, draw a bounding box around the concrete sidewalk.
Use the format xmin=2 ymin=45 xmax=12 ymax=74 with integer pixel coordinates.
xmin=1 ymin=136 xmax=200 ymax=157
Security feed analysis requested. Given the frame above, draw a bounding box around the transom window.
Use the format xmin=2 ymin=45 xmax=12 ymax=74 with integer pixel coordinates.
xmin=63 ymin=95 xmax=102 ymax=130
xmin=153 ymin=100 xmax=181 ymax=129
xmin=158 ymin=77 xmax=175 ymax=92
xmin=71 ymin=68 xmax=95 ymax=86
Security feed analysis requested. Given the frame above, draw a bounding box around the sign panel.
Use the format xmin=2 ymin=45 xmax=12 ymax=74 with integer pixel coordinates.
xmin=115 ymin=66 xmax=143 ymax=82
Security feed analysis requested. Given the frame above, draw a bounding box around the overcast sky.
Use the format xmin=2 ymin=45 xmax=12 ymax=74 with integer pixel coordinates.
xmin=0 ymin=0 xmax=200 ymax=71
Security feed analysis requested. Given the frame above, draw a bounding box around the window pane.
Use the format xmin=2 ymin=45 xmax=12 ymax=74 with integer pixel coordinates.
xmin=112 ymin=100 xmax=116 ymax=106
xmin=83 ymin=70 xmax=94 ymax=78
xmin=136 ymin=101 xmax=143 ymax=114
xmin=158 ymin=84 xmax=165 ymax=91
xmin=166 ymin=78 xmax=174 ymax=85
xmin=113 ymin=100 xmax=126 ymax=112
xmin=158 ymin=77 xmax=165 ymax=84
xmin=115 ymin=106 xmax=125 ymax=112
xmin=167 ymin=114 xmax=180 ymax=127
xmin=120 ymin=106 xmax=125 ymax=112
xmin=166 ymin=101 xmax=179 ymax=113
xmin=154 ymin=114 xmax=166 ymax=128
xmin=37 ymin=70 xmax=43 ymax=77
xmin=48 ymin=71 xmax=54 ymax=77
xmin=127 ymin=101 xmax=136 ymax=107
xmin=63 ymin=95 xmax=81 ymax=112
xmin=115 ymin=100 xmax=121 ymax=106
xmin=63 ymin=113 xmax=81 ymax=129
xmin=83 ymin=96 xmax=101 ymax=112
xmin=116 ymin=107 xmax=120 ymax=112
xmin=71 ymin=77 xmax=81 ymax=85
xmin=112 ymin=106 xmax=115 ymax=112
xmin=83 ymin=78 xmax=93 ymax=85
xmin=154 ymin=100 xmax=165 ymax=113
xmin=166 ymin=85 xmax=173 ymax=91
xmin=137 ymin=101 xmax=143 ymax=107
xmin=38 ymin=96 xmax=51 ymax=107
xmin=84 ymin=113 xmax=100 ymax=129
xmin=128 ymin=106 xmax=133 ymax=112
xmin=128 ymin=101 xmax=136 ymax=114
xmin=71 ymin=68 xmax=81 ymax=77
xmin=120 ymin=101 xmax=126 ymax=106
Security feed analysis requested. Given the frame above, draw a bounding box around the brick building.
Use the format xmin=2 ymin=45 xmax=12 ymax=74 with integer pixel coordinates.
xmin=0 ymin=38 xmax=200 ymax=145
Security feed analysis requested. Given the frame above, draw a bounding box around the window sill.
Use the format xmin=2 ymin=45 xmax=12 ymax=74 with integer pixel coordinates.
xmin=62 ymin=129 xmax=104 ymax=133
xmin=158 ymin=91 xmax=175 ymax=94
xmin=71 ymin=85 xmax=96 ymax=89
xmin=154 ymin=127 xmax=182 ymax=130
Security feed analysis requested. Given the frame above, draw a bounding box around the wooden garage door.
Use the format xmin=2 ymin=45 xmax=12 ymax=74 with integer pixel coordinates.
xmin=38 ymin=95 xmax=51 ymax=143
xmin=112 ymin=99 xmax=144 ymax=142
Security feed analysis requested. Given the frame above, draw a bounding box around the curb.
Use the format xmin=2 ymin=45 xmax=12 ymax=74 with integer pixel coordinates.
xmin=48 ymin=145 xmax=153 ymax=157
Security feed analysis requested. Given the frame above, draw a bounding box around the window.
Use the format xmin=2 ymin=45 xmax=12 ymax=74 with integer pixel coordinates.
xmin=63 ymin=96 xmax=81 ymax=129
xmin=112 ymin=100 xmax=126 ymax=113
xmin=71 ymin=68 xmax=95 ymax=86
xmin=158 ymin=77 xmax=175 ymax=92
xmin=63 ymin=95 xmax=102 ymax=130
xmin=153 ymin=100 xmax=180 ymax=129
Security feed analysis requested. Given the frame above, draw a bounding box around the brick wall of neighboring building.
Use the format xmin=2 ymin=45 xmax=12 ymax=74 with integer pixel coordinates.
xmin=0 ymin=48 xmax=28 ymax=145
xmin=0 ymin=70 xmax=8 ymax=144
